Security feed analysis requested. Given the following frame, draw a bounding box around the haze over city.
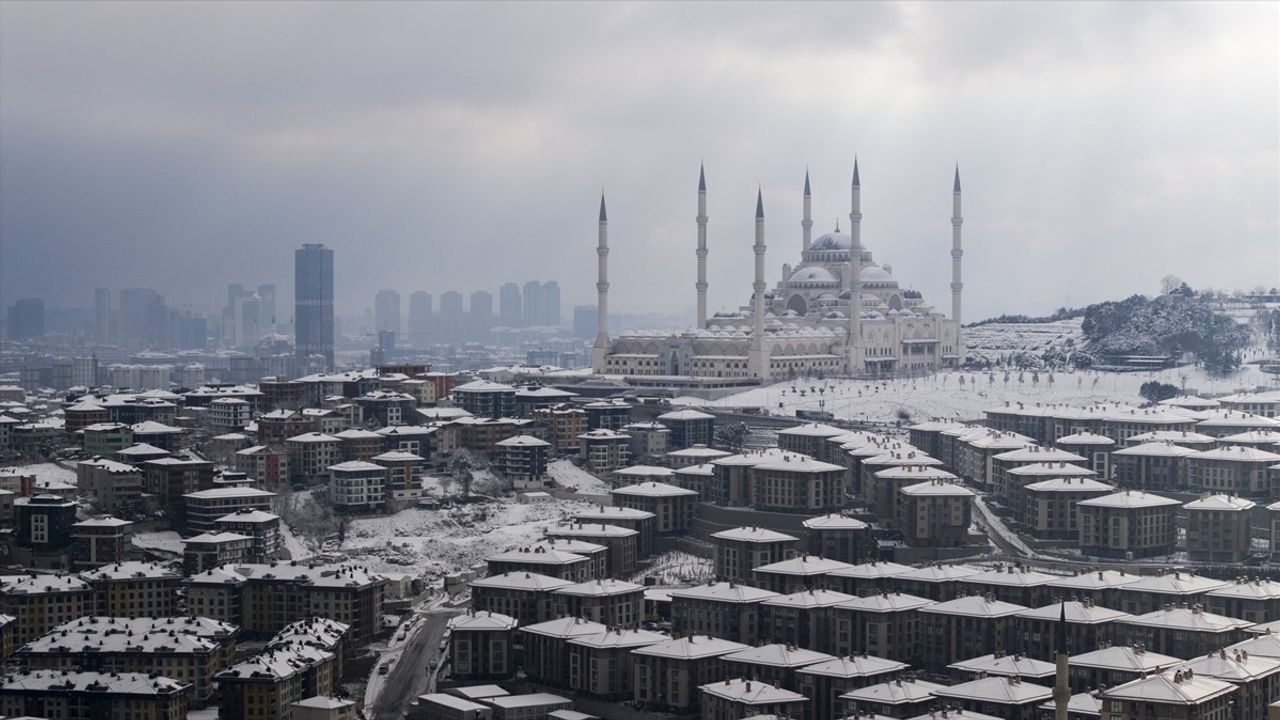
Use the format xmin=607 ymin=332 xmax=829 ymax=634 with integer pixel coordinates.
xmin=1 ymin=1 xmax=1276 ymax=322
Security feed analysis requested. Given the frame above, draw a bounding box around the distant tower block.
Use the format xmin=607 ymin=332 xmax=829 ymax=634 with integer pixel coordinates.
xmin=696 ymin=164 xmax=709 ymax=329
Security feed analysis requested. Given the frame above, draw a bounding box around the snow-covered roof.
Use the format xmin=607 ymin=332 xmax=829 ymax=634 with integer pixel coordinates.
xmin=1007 ymin=462 xmax=1096 ymax=477
xmin=963 ymin=566 xmax=1058 ymax=588
xmin=666 ymin=445 xmax=732 ymax=459
xmin=668 ymin=581 xmax=778 ymax=604
xmin=1184 ymin=494 xmax=1256 ymax=511
xmin=0 ymin=669 xmax=188 ymax=696
xmin=631 ymin=634 xmax=748 ymax=660
xmin=370 ymin=450 xmax=425 ymax=462
xmin=1070 ymin=645 xmax=1182 ymax=671
xmin=918 ymin=595 xmax=1028 ymax=618
xmin=777 ymin=422 xmax=848 ymax=438
xmin=795 ymin=654 xmax=909 ymax=679
xmin=761 ymin=588 xmax=855 ymax=609
xmin=614 ymin=464 xmax=676 ymax=478
xmin=699 ymin=677 xmax=808 ymax=704
xmin=802 ymin=513 xmax=869 ymax=531
xmin=547 ymin=523 xmax=638 ymax=539
xmin=1118 ymin=572 xmax=1230 ymax=596
xmin=1078 ymin=490 xmax=1181 ymax=509
xmin=447 ymin=611 xmax=518 ymax=632
xmin=486 ymin=547 xmax=588 ymax=566
xmin=610 ymin=481 xmax=697 ymax=498
xmin=752 ymin=454 xmax=845 ymax=473
xmin=993 ymin=446 xmax=1088 ymax=463
xmin=753 ymin=555 xmax=854 ymax=577
xmin=722 ymin=642 xmax=835 ymax=668
xmin=1178 ymin=648 xmax=1280 ymax=683
xmin=1024 ymin=477 xmax=1115 ymax=493
xmin=949 ymin=652 xmax=1056 ymax=678
xmin=1122 ymin=607 xmax=1252 ymax=633
xmin=568 ymin=627 xmax=666 ymax=650
xmin=1048 ymin=570 xmax=1141 ymax=591
xmin=933 ymin=676 xmax=1053 ymax=705
xmin=519 ymin=616 xmax=607 ymax=639
xmin=900 ymin=479 xmax=976 ymax=497
xmin=573 ymin=506 xmax=655 ymax=521
xmin=1017 ymin=600 xmax=1130 ymax=625
xmin=328 ymin=460 xmax=386 ymax=472
xmin=839 ymin=679 xmax=944 ymax=705
xmin=828 ymin=561 xmax=913 ymax=581
xmin=1190 ymin=445 xmax=1280 ymax=463
xmin=1113 ymin=442 xmax=1202 ymax=457
xmin=471 ymin=571 xmax=574 ymax=592
xmin=655 ymin=409 xmax=715 ymax=421
xmin=215 ymin=509 xmax=280 ymax=524
xmin=183 ymin=487 xmax=276 ymax=500
xmin=1054 ymin=432 xmax=1116 ymax=446
xmin=496 ymin=434 xmax=552 ymax=447
xmin=453 ymin=380 xmax=516 ymax=393
xmin=286 ymin=432 xmax=341 ymax=444
xmin=1206 ymin=578 xmax=1280 ymax=601
xmin=80 ymin=561 xmax=180 ymax=582
xmin=710 ymin=527 xmax=798 ymax=543
xmin=1101 ymin=670 xmax=1235 ymax=705
xmin=183 ymin=531 xmax=254 ymax=545
xmin=552 ymin=578 xmax=644 ymax=597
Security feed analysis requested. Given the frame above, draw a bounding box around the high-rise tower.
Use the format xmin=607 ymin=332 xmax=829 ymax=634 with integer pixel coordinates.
xmin=295 ymin=243 xmax=334 ymax=371
xmin=801 ymin=169 xmax=813 ymax=251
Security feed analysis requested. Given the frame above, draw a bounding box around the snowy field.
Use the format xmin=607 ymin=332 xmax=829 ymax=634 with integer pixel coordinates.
xmin=546 ymin=459 xmax=610 ymax=495
xmin=700 ymin=363 xmax=1278 ymax=424
xmin=339 ymin=497 xmax=597 ymax=576
xmin=963 ymin=319 xmax=1084 ymax=359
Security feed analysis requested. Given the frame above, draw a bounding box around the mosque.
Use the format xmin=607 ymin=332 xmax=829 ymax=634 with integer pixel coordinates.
xmin=590 ymin=161 xmax=965 ymax=387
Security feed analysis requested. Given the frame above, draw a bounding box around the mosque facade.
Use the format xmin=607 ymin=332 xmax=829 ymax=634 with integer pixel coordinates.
xmin=591 ymin=162 xmax=965 ymax=383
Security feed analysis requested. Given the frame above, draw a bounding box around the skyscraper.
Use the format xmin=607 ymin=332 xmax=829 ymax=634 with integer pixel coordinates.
xmin=499 ymin=283 xmax=522 ymax=327
xmin=94 ymin=288 xmax=113 ymax=346
xmin=408 ymin=291 xmax=432 ymax=348
xmin=522 ymin=281 xmax=543 ymax=326
xmin=543 ymin=281 xmax=561 ymax=326
xmin=5 ymin=298 xmax=45 ymax=341
xmin=257 ymin=283 xmax=278 ymax=331
xmin=375 ymin=289 xmax=401 ymax=341
xmin=118 ymin=288 xmax=167 ymax=350
xmin=470 ymin=291 xmax=493 ymax=321
xmin=295 ymin=244 xmax=334 ymax=370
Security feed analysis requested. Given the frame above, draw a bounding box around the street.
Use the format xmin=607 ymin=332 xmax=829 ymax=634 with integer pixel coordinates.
xmin=368 ymin=607 xmax=459 ymax=720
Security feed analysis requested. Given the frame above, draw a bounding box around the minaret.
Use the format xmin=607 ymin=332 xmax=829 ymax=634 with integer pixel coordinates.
xmin=847 ymin=158 xmax=863 ymax=373
xmin=748 ymin=189 xmax=770 ymax=379
xmin=1053 ymin=602 xmax=1070 ymax=720
xmin=951 ymin=165 xmax=964 ymax=326
xmin=696 ymin=164 xmax=709 ymax=329
xmin=801 ymin=170 xmax=813 ymax=251
xmin=591 ymin=193 xmax=610 ymax=371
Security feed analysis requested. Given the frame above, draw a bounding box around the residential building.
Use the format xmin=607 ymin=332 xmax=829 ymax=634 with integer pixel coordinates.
xmin=1099 ymin=670 xmax=1235 ymax=720
xmin=578 ymin=429 xmax=631 ymax=474
xmin=1077 ymin=491 xmax=1180 ymax=559
xmin=610 ymin=482 xmax=697 ymax=534
xmin=70 ymin=515 xmax=134 ymax=570
xmin=669 ymin=582 xmax=779 ymax=644
xmin=448 ymin=611 xmax=518 ymax=682
xmin=329 ymin=461 xmax=388 ymax=512
xmin=631 ymin=635 xmax=749 ymax=714
xmin=711 ymin=526 xmax=799 ymax=584
xmin=181 ymin=487 xmax=276 ymax=535
xmin=698 ymin=678 xmax=808 ymax=720
xmin=81 ymin=560 xmax=181 ymax=617
xmin=497 ymin=435 xmax=551 ymax=488
xmin=1185 ymin=494 xmax=1256 ymax=562
xmin=0 ymin=669 xmax=190 ymax=720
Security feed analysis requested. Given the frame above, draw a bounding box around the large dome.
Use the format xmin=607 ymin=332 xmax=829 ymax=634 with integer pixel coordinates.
xmin=810 ymin=230 xmax=853 ymax=251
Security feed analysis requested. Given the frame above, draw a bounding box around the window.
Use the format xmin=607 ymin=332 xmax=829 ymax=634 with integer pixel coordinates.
xmin=31 ymin=514 xmax=48 ymax=544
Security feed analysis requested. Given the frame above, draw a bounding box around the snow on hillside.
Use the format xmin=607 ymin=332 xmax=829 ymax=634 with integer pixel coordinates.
xmin=964 ymin=318 xmax=1083 ymax=359
xmin=710 ymin=364 xmax=1277 ymax=424
xmin=546 ymin=459 xmax=610 ymax=495
xmin=339 ymin=497 xmax=596 ymax=576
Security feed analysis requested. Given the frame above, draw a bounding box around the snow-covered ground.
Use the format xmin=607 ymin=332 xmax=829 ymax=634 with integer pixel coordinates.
xmin=706 ymin=364 xmax=1277 ymax=424
xmin=963 ymin=319 xmax=1084 ymax=360
xmin=339 ymin=497 xmax=596 ymax=576
xmin=363 ymin=614 xmax=425 ymax=708
xmin=132 ymin=530 xmax=184 ymax=555
xmin=1 ymin=462 xmax=77 ymax=486
xmin=546 ymin=459 xmax=610 ymax=495
xmin=633 ymin=550 xmax=714 ymax=585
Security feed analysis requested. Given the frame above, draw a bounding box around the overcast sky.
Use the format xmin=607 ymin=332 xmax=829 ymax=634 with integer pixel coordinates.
xmin=1 ymin=1 xmax=1276 ymax=323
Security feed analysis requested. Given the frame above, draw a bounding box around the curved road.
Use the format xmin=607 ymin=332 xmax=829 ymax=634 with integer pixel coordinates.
xmin=369 ymin=608 xmax=459 ymax=720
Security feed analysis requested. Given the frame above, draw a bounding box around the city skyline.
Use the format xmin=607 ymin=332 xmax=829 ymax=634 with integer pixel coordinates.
xmin=1 ymin=2 xmax=1275 ymax=323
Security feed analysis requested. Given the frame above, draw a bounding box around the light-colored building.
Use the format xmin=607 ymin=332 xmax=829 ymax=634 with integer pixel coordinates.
xmin=698 ymin=677 xmax=808 ymax=720
xmin=1021 ymin=477 xmax=1114 ymax=540
xmin=1100 ymin=670 xmax=1236 ymax=720
xmin=329 ymin=460 xmax=387 ymax=512
xmin=80 ymin=560 xmax=181 ymax=618
xmin=897 ymin=478 xmax=976 ymax=547
xmin=0 ymin=669 xmax=190 ymax=720
xmin=448 ymin=611 xmax=518 ymax=682
xmin=610 ymin=481 xmax=697 ymax=534
xmin=631 ymin=634 xmax=749 ymax=714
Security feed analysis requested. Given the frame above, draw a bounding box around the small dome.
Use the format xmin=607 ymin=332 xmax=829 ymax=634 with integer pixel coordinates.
xmin=860 ymin=265 xmax=893 ymax=282
xmin=811 ymin=230 xmax=853 ymax=251
xmin=790 ymin=266 xmax=837 ymax=284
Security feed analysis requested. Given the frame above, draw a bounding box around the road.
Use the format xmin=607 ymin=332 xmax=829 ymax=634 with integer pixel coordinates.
xmin=368 ymin=607 xmax=459 ymax=720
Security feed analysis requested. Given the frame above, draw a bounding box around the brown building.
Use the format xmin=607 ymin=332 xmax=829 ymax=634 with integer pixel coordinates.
xmin=1077 ymin=491 xmax=1180 ymax=559
xmin=669 ymin=581 xmax=778 ymax=645
xmin=1100 ymin=670 xmax=1235 ymax=720
xmin=81 ymin=560 xmax=181 ymax=618
xmin=802 ymin=513 xmax=872 ymax=564
xmin=1115 ymin=606 xmax=1252 ymax=658
xmin=1014 ymin=600 xmax=1129 ymax=660
xmin=70 ymin=515 xmax=135 ymax=570
xmin=1021 ymin=477 xmax=1115 ymax=540
xmin=519 ymin=616 xmax=607 ymax=689
xmin=567 ymin=628 xmax=666 ymax=699
xmin=447 ymin=610 xmax=518 ymax=683
xmin=550 ymin=579 xmax=644 ymax=627
xmin=0 ymin=669 xmax=190 ymax=720
xmin=698 ymin=678 xmax=807 ymax=720
xmin=610 ymin=482 xmax=697 ymax=534
xmin=469 ymin=571 xmax=573 ymax=625
xmin=932 ymin=676 xmax=1052 ymax=720
xmin=710 ymin=526 xmax=799 ymax=584
xmin=897 ymin=478 xmax=976 ymax=547
xmin=796 ymin=654 xmax=909 ymax=720
xmin=831 ymin=591 xmax=935 ymax=664
xmin=631 ymin=635 xmax=748 ymax=714
xmin=918 ymin=594 xmax=1028 ymax=672
xmin=1184 ymin=494 xmax=1256 ymax=562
